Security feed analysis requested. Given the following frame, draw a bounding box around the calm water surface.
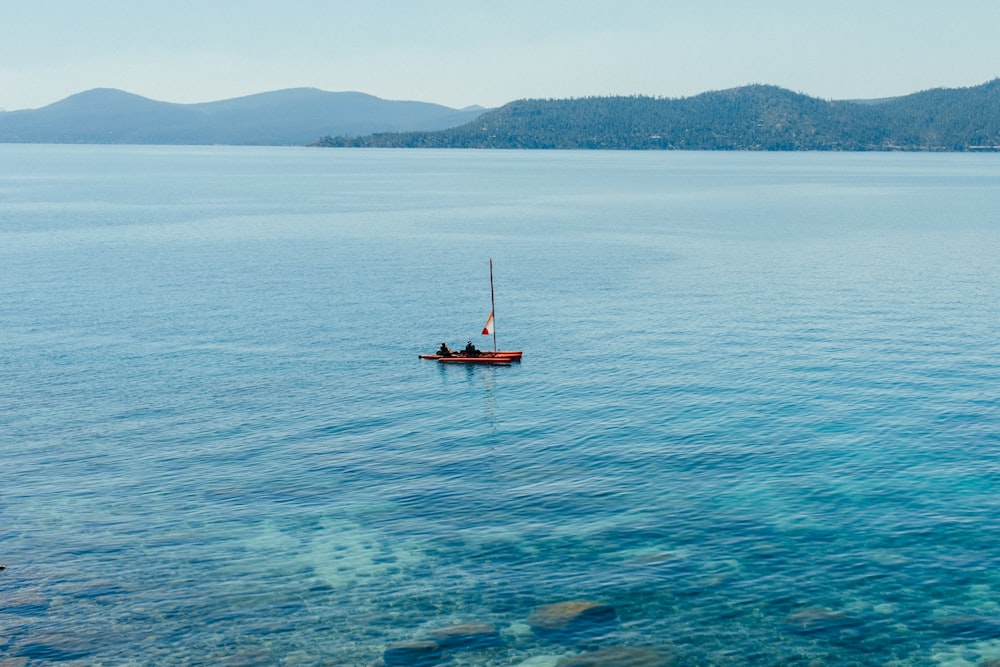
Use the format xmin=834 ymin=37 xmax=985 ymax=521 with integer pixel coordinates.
xmin=2 ymin=146 xmax=1000 ymax=666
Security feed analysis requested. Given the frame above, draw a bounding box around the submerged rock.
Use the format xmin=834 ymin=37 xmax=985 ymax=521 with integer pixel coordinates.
xmin=628 ymin=551 xmax=680 ymax=565
xmin=382 ymin=640 xmax=442 ymax=666
xmin=934 ymin=615 xmax=1000 ymax=640
xmin=528 ymin=600 xmax=617 ymax=640
xmin=515 ymin=656 xmax=563 ymax=667
xmin=427 ymin=621 xmax=502 ymax=649
xmin=556 ymin=647 xmax=674 ymax=667
xmin=783 ymin=607 xmax=862 ymax=635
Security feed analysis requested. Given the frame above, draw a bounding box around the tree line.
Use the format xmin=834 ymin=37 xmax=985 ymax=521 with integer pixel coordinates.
xmin=315 ymin=79 xmax=1000 ymax=151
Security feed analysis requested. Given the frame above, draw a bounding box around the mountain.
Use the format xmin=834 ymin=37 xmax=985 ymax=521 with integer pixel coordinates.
xmin=0 ymin=88 xmax=487 ymax=145
xmin=317 ymin=79 xmax=1000 ymax=151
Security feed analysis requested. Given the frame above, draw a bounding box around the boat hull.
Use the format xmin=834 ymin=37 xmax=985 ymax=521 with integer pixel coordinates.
xmin=420 ymin=351 xmax=522 ymax=361
xmin=437 ymin=356 xmax=511 ymax=365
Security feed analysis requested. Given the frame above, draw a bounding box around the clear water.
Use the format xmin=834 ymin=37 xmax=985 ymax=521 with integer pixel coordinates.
xmin=2 ymin=146 xmax=1000 ymax=666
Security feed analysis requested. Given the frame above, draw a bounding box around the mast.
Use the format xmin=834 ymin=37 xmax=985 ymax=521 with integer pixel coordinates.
xmin=489 ymin=258 xmax=497 ymax=353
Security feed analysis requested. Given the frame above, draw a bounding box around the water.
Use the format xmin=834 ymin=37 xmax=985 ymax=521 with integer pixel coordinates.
xmin=2 ymin=146 xmax=1000 ymax=666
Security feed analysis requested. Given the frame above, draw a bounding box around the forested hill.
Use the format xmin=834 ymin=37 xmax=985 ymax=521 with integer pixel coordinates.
xmin=316 ymin=79 xmax=1000 ymax=151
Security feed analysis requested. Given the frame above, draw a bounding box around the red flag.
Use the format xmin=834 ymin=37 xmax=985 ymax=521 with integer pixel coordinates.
xmin=481 ymin=312 xmax=494 ymax=335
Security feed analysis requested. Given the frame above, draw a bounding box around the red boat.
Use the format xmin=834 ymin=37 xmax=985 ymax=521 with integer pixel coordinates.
xmin=437 ymin=356 xmax=512 ymax=366
xmin=419 ymin=351 xmax=522 ymax=361
xmin=422 ymin=260 xmax=522 ymax=366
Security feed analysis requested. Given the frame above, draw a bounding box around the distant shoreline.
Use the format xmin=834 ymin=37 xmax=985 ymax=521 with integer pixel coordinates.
xmin=316 ymin=79 xmax=1000 ymax=152
xmin=3 ymin=79 xmax=998 ymax=150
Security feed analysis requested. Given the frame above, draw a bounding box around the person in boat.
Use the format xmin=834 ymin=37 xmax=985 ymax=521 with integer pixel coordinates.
xmin=462 ymin=341 xmax=481 ymax=357
xmin=436 ymin=342 xmax=453 ymax=357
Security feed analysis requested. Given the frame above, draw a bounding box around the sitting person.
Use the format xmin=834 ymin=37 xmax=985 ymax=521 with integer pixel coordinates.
xmin=436 ymin=342 xmax=452 ymax=357
xmin=463 ymin=341 xmax=481 ymax=357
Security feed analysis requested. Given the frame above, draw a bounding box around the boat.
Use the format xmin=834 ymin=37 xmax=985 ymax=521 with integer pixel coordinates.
xmin=419 ymin=351 xmax=522 ymax=361
xmin=437 ymin=356 xmax=512 ymax=366
xmin=421 ymin=259 xmax=522 ymax=365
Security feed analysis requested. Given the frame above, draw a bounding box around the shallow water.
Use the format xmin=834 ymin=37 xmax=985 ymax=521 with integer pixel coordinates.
xmin=2 ymin=146 xmax=1000 ymax=665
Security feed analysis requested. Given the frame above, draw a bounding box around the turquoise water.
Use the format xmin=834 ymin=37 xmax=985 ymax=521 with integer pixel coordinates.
xmin=2 ymin=146 xmax=1000 ymax=666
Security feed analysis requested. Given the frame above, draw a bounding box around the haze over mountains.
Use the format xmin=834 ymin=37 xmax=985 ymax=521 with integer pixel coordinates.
xmin=0 ymin=88 xmax=486 ymax=145
xmin=2 ymin=79 xmax=999 ymax=150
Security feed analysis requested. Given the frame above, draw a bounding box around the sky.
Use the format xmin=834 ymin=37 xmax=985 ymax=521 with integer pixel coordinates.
xmin=2 ymin=0 xmax=999 ymax=111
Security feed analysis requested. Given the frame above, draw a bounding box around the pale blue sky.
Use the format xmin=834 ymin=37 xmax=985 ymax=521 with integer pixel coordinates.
xmin=2 ymin=0 xmax=999 ymax=111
